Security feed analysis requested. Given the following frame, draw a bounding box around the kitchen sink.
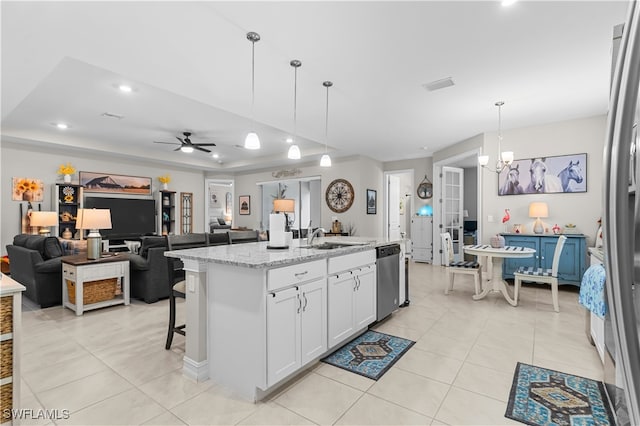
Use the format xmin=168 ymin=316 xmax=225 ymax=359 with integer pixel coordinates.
xmin=299 ymin=242 xmax=368 ymax=250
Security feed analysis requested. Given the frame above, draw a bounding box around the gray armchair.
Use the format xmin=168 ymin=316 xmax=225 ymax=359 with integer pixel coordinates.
xmin=6 ymin=235 xmax=65 ymax=308
xmin=128 ymin=236 xmax=171 ymax=303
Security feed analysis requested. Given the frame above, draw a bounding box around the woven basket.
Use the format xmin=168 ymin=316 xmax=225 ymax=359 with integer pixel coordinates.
xmin=0 ymin=297 xmax=12 ymax=335
xmin=0 ymin=340 xmax=12 ymax=380
xmin=66 ymin=278 xmax=117 ymax=305
xmin=0 ymin=382 xmax=11 ymax=423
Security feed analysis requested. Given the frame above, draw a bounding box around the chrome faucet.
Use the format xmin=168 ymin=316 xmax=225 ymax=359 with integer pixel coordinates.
xmin=307 ymin=228 xmax=326 ymax=246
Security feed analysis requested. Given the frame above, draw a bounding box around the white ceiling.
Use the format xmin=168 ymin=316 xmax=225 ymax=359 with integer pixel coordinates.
xmin=0 ymin=1 xmax=630 ymax=173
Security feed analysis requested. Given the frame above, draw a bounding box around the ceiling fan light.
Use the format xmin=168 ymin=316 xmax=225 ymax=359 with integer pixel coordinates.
xmin=320 ymin=154 xmax=332 ymax=167
xmin=288 ymin=144 xmax=301 ymax=160
xmin=244 ymin=132 xmax=260 ymax=150
xmin=180 ymin=146 xmax=194 ymax=153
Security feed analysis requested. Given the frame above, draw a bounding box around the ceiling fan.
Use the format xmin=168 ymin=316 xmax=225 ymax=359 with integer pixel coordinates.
xmin=154 ymin=132 xmax=216 ymax=153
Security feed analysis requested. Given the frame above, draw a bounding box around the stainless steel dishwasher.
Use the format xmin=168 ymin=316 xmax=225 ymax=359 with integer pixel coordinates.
xmin=376 ymin=243 xmax=401 ymax=321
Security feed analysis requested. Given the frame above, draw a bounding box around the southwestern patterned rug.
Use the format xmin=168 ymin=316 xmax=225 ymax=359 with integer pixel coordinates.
xmin=320 ymin=330 xmax=415 ymax=380
xmin=505 ymin=362 xmax=614 ymax=426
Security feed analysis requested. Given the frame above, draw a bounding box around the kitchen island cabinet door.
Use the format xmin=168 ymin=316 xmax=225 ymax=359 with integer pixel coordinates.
xmin=300 ymin=278 xmax=327 ymax=365
xmin=266 ymin=286 xmax=301 ymax=386
xmin=354 ymin=265 xmax=376 ymax=330
xmin=328 ymin=272 xmax=356 ymax=349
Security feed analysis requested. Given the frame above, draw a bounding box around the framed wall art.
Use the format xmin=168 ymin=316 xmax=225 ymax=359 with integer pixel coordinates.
xmin=80 ymin=171 xmax=152 ymax=195
xmin=239 ymin=195 xmax=251 ymax=215
xmin=366 ymin=189 xmax=377 ymax=214
xmin=12 ymin=177 xmax=44 ymax=201
xmin=498 ymin=153 xmax=587 ymax=196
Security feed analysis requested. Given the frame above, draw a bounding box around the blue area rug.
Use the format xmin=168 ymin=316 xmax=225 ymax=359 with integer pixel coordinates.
xmin=506 ymin=362 xmax=614 ymax=426
xmin=321 ymin=330 xmax=415 ymax=380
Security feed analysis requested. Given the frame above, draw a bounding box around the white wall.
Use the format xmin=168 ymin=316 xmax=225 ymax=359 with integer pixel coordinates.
xmin=432 ymin=115 xmax=605 ymax=247
xmin=232 ymin=156 xmax=384 ymax=237
xmin=1 ymin=141 xmax=206 ymax=253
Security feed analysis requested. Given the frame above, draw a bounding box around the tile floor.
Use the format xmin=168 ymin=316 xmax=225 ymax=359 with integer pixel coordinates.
xmin=18 ymin=262 xmax=603 ymax=425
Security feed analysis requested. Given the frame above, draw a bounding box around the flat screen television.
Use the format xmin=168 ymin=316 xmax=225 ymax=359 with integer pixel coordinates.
xmin=84 ymin=197 xmax=156 ymax=240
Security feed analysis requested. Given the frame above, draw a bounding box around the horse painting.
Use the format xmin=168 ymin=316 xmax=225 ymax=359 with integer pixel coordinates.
xmin=499 ymin=164 xmax=524 ymax=195
xmin=497 ymin=153 xmax=587 ymax=196
xmin=525 ymin=158 xmax=562 ymax=194
xmin=557 ymin=160 xmax=584 ymax=192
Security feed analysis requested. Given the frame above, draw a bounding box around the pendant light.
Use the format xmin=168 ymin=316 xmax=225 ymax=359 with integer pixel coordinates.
xmin=320 ymin=81 xmax=333 ymax=167
xmin=478 ymin=101 xmax=514 ymax=173
xmin=287 ymin=59 xmax=302 ymax=160
xmin=244 ymin=32 xmax=261 ymax=150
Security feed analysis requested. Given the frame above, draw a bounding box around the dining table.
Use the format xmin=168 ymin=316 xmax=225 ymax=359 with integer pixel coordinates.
xmin=463 ymin=244 xmax=536 ymax=306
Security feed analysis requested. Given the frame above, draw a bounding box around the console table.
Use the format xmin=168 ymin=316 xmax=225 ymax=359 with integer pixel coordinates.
xmin=61 ymin=254 xmax=130 ymax=315
xmin=501 ymin=233 xmax=587 ymax=286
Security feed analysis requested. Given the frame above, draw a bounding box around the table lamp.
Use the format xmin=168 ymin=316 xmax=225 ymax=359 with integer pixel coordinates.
xmin=273 ymin=199 xmax=295 ymax=232
xmin=528 ymin=202 xmax=548 ymax=234
xmin=29 ymin=211 xmax=58 ymax=236
xmin=77 ymin=208 xmax=112 ymax=260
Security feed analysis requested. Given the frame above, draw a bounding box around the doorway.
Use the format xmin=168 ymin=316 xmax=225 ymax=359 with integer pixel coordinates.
xmin=205 ymin=178 xmax=234 ymax=232
xmin=433 ymin=150 xmax=482 ymax=265
xmin=384 ymin=170 xmax=414 ymax=240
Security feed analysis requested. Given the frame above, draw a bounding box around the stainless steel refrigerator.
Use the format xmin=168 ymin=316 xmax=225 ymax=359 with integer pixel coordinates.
xmin=603 ymin=1 xmax=640 ymax=424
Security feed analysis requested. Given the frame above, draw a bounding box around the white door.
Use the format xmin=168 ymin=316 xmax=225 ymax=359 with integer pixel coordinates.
xmin=328 ymin=272 xmax=355 ymax=348
xmin=300 ymin=278 xmax=327 ymax=365
xmin=388 ymin=175 xmax=401 ymax=240
xmin=266 ymin=286 xmax=301 ymax=386
xmin=354 ymin=265 xmax=377 ymax=329
xmin=441 ymin=166 xmax=464 ymax=262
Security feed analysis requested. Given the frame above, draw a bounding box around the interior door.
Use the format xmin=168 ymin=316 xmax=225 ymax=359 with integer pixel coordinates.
xmin=441 ymin=166 xmax=464 ymax=262
xmin=388 ymin=175 xmax=401 ymax=240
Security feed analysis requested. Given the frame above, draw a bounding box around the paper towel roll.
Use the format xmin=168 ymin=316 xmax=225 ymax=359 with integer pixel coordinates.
xmin=269 ymin=213 xmax=287 ymax=247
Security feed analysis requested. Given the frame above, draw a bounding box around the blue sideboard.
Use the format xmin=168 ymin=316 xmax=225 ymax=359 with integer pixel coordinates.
xmin=502 ymin=233 xmax=587 ymax=286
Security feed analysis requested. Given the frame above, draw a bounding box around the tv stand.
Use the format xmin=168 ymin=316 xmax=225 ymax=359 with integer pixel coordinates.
xmin=103 ymin=237 xmax=143 ymax=253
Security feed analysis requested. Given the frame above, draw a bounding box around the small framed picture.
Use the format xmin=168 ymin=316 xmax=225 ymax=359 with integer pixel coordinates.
xmin=366 ymin=189 xmax=377 ymax=215
xmin=239 ymin=195 xmax=251 ymax=215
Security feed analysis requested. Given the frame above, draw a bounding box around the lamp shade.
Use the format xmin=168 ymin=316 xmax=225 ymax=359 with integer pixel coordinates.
xmin=244 ymin=132 xmax=260 ymax=150
xmin=76 ymin=208 xmax=112 ymax=230
xmin=273 ymin=199 xmax=295 ymax=213
xmin=29 ymin=211 xmax=58 ymax=227
xmin=528 ymin=202 xmax=548 ymax=218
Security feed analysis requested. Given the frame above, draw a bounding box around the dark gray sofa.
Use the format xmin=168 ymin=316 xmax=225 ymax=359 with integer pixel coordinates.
xmin=6 ymin=234 xmax=65 ymax=308
xmin=128 ymin=236 xmax=172 ymax=303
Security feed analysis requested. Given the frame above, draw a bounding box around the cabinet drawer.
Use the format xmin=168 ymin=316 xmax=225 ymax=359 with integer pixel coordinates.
xmin=268 ymin=260 xmax=326 ymax=291
xmin=64 ymin=262 xmax=126 ymax=281
xmin=328 ymin=250 xmax=375 ymax=274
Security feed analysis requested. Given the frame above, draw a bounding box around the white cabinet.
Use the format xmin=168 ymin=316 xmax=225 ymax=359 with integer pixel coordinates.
xmin=410 ymin=216 xmax=432 ymax=263
xmin=266 ymin=267 xmax=326 ymax=387
xmin=328 ymin=263 xmax=377 ymax=349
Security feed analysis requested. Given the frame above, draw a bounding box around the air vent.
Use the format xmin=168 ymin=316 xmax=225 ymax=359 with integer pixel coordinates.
xmin=422 ymin=77 xmax=455 ymax=92
xmin=101 ymin=112 xmax=124 ymax=119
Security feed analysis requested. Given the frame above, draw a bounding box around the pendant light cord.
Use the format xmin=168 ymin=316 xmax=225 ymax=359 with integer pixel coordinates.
xmin=324 ymin=84 xmax=330 ymax=153
xmin=293 ymin=65 xmax=298 ymax=140
xmin=251 ymin=40 xmax=256 ymax=119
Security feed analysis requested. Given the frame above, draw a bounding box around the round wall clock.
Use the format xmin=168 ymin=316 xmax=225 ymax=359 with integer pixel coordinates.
xmin=325 ymin=179 xmax=354 ymax=213
xmin=417 ymin=175 xmax=433 ymax=199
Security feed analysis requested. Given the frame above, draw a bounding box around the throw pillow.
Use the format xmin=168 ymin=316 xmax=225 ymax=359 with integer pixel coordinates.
xmin=217 ymin=217 xmax=227 ymax=225
xmin=43 ymin=237 xmax=64 ymax=259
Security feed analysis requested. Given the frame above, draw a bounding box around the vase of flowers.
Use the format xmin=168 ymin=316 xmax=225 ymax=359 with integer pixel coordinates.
xmin=158 ymin=174 xmax=171 ymax=190
xmin=57 ymin=163 xmax=76 ymax=183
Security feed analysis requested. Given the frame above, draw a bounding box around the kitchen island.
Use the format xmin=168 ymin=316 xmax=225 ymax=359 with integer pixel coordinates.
xmin=166 ymin=237 xmax=401 ymax=401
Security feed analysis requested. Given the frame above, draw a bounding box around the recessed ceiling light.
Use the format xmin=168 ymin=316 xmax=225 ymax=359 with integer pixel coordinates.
xmin=286 ymin=137 xmax=293 ymax=144
xmin=422 ymin=146 xmax=429 ymax=151
xmin=502 ymin=0 xmax=517 ymax=6
xmin=212 ymin=153 xmax=219 ymax=159
xmin=119 ymin=85 xmax=132 ymax=93
xmin=56 ymin=123 xmax=68 ymax=129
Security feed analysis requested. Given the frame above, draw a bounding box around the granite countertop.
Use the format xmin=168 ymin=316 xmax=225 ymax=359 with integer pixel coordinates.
xmin=165 ymin=236 xmax=403 ymax=269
